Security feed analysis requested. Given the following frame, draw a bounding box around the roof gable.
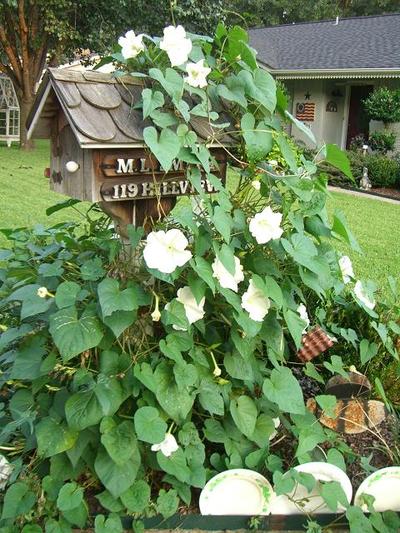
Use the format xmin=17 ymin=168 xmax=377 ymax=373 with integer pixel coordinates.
xmin=27 ymin=69 xmax=232 ymax=148
xmin=249 ymin=13 xmax=400 ymax=71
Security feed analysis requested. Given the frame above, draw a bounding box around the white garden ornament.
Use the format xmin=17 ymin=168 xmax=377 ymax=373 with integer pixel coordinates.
xmin=176 ymin=286 xmax=205 ymax=324
xmin=160 ymin=25 xmax=192 ymax=66
xmin=249 ymin=206 xmax=283 ymax=244
xmin=241 ymin=279 xmax=271 ymax=322
xmin=118 ymin=30 xmax=145 ymax=59
xmin=0 ymin=455 xmax=12 ymax=490
xmin=143 ymin=229 xmax=192 ymax=274
xmin=339 ymin=255 xmax=354 ymax=284
xmin=212 ymin=256 xmax=244 ymax=292
xmin=185 ymin=59 xmax=211 ymax=88
xmin=354 ymin=280 xmax=376 ymax=310
xmin=151 ymin=433 xmax=179 ymax=457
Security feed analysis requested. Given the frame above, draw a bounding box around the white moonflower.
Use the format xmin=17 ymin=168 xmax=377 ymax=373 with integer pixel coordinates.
xmin=151 ymin=433 xmax=179 ymax=457
xmin=354 ymin=280 xmax=376 ymax=310
xmin=249 ymin=206 xmax=283 ymax=244
xmin=251 ymin=180 xmax=261 ymax=191
xmin=339 ymin=255 xmax=354 ymax=284
xmin=269 ymin=417 xmax=281 ymax=441
xmin=241 ymin=279 xmax=271 ymax=322
xmin=143 ymin=229 xmax=192 ymax=274
xmin=160 ymin=25 xmax=192 ymax=66
xmin=213 ymin=365 xmax=222 ymax=377
xmin=297 ymin=303 xmax=310 ymax=333
xmin=176 ymin=286 xmax=205 ymax=324
xmin=118 ymin=30 xmax=145 ymax=59
xmin=0 ymin=455 xmax=12 ymax=490
xmin=37 ymin=287 xmax=48 ymax=298
xmin=212 ymin=256 xmax=244 ymax=292
xmin=151 ymin=294 xmax=161 ymax=322
xmin=185 ymin=59 xmax=211 ymax=88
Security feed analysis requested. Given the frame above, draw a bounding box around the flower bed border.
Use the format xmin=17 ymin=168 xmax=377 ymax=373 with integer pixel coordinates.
xmin=330 ymin=184 xmax=400 ymax=202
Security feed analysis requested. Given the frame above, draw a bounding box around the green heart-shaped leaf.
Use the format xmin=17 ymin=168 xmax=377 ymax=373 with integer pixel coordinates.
xmin=143 ymin=126 xmax=181 ymax=172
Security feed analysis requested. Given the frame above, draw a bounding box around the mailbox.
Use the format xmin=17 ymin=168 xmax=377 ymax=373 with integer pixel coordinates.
xmin=27 ymin=68 xmax=229 ymax=234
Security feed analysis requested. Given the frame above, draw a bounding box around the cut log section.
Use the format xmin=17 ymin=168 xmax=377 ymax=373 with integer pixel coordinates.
xmin=307 ymin=398 xmax=387 ymax=434
xmin=325 ymin=371 xmax=372 ymax=399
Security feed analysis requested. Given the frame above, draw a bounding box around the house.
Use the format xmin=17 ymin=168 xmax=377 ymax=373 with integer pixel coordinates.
xmin=0 ymin=74 xmax=20 ymax=147
xmin=249 ymin=13 xmax=400 ymax=149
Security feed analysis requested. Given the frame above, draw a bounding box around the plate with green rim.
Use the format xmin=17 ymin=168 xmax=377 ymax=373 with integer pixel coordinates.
xmin=199 ymin=468 xmax=274 ymax=515
xmin=270 ymin=462 xmax=353 ymax=515
xmin=354 ymin=466 xmax=400 ymax=512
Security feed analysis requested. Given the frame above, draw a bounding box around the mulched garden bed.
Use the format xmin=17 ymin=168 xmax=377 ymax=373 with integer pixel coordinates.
xmin=371 ymin=187 xmax=400 ymax=200
xmin=331 ymin=184 xmax=400 ymax=202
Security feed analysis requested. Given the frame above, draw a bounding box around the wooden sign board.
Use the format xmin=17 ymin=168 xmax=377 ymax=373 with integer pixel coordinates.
xmin=94 ymin=148 xmax=227 ymax=203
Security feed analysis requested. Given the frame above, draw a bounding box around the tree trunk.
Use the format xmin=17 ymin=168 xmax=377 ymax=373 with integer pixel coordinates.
xmin=19 ymin=95 xmax=35 ymax=150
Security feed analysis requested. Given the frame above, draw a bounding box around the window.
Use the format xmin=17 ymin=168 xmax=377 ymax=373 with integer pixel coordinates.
xmin=9 ymin=109 xmax=19 ymax=136
xmin=0 ymin=111 xmax=6 ymax=136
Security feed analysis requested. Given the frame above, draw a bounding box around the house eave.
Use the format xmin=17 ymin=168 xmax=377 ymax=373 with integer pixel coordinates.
xmin=265 ymin=67 xmax=400 ymax=80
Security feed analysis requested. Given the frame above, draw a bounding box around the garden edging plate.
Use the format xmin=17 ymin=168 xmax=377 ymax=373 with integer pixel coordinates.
xmin=199 ymin=468 xmax=274 ymax=516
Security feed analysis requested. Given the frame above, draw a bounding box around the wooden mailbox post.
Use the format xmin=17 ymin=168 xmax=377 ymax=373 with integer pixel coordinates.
xmin=27 ymin=69 xmax=229 ymax=236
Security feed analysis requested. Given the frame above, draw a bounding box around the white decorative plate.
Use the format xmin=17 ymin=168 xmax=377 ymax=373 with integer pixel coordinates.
xmin=270 ymin=462 xmax=353 ymax=515
xmin=199 ymin=468 xmax=274 ymax=515
xmin=354 ymin=466 xmax=400 ymax=512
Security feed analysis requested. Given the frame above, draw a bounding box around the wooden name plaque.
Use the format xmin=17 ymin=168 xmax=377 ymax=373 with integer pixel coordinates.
xmin=94 ymin=148 xmax=227 ymax=202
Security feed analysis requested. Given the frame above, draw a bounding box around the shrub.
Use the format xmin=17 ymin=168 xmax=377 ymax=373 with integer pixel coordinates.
xmin=329 ymin=152 xmax=400 ymax=188
xmin=369 ymin=130 xmax=396 ymax=154
xmin=366 ymin=153 xmax=400 ymax=187
xmin=349 ymin=133 xmax=366 ymax=151
xmin=363 ymin=87 xmax=400 ymax=125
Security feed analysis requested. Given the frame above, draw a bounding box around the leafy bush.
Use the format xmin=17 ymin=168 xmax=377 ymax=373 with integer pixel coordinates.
xmin=329 ymin=151 xmax=400 ymax=188
xmin=369 ymin=130 xmax=396 ymax=154
xmin=349 ymin=133 xmax=366 ymax=152
xmin=366 ymin=153 xmax=400 ymax=187
xmin=363 ymin=87 xmax=400 ymax=125
xmin=0 ymin=23 xmax=398 ymax=532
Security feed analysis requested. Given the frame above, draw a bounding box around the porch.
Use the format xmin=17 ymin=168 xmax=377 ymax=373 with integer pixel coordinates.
xmin=280 ymin=75 xmax=400 ymax=149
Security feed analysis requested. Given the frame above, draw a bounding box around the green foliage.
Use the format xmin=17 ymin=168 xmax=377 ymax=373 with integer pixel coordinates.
xmin=331 ymin=150 xmax=400 ymax=188
xmin=364 ymin=87 xmax=400 ymax=125
xmin=365 ymin=154 xmax=400 ymax=188
xmin=0 ymin=22 xmax=398 ymax=532
xmin=369 ymin=130 xmax=396 ymax=154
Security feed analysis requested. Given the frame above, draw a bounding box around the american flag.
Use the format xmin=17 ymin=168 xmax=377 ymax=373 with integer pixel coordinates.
xmin=296 ymin=102 xmax=315 ymax=122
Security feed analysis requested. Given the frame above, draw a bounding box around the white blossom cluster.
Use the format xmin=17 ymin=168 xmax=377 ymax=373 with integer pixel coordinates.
xmin=0 ymin=455 xmax=12 ymax=490
xmin=339 ymin=256 xmax=375 ymax=310
xmin=118 ymin=26 xmax=211 ymax=89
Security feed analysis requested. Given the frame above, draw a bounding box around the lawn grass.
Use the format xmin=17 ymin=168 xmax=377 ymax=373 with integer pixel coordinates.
xmin=326 ymin=191 xmax=400 ymax=299
xmin=0 ymin=141 xmax=399 ymax=297
xmin=0 ymin=140 xmax=92 ymax=246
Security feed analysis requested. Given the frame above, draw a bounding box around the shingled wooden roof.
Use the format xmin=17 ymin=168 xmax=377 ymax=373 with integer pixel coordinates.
xmin=27 ymin=68 xmax=232 ymax=148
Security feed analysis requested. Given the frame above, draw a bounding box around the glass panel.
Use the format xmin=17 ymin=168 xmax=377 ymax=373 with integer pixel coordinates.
xmin=0 ymin=111 xmax=6 ymax=136
xmin=9 ymin=109 xmax=19 ymax=136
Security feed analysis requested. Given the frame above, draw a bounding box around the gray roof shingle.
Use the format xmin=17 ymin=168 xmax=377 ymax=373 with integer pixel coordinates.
xmin=249 ymin=13 xmax=400 ymax=70
xmin=27 ymin=69 xmax=233 ymax=146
